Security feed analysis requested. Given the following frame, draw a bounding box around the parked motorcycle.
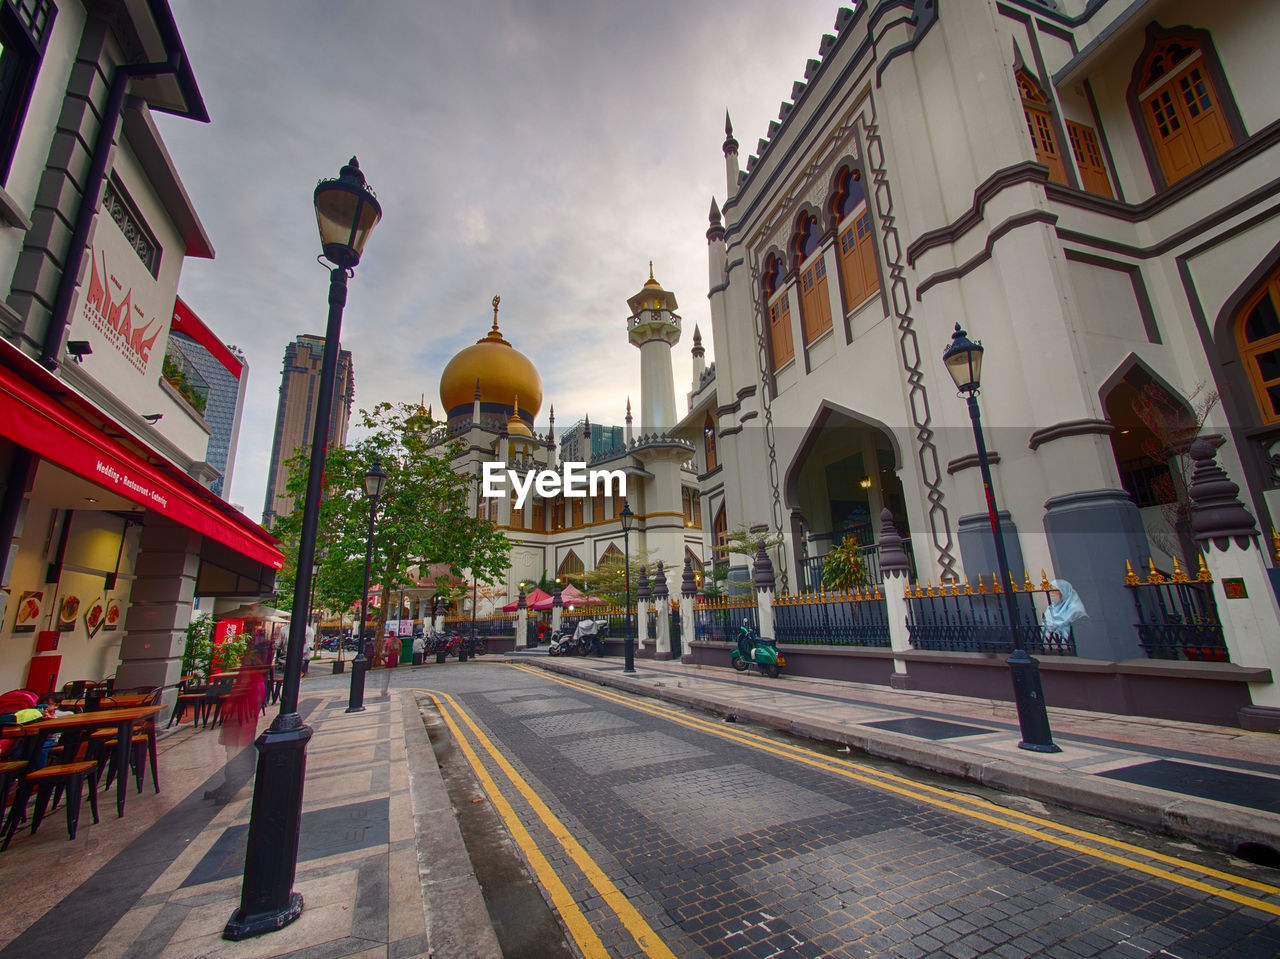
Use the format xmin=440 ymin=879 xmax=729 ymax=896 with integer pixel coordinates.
xmin=731 ymin=620 xmax=784 ymax=678
xmin=547 ymin=626 xmax=578 ymax=657
xmin=573 ymin=619 xmax=607 ymax=657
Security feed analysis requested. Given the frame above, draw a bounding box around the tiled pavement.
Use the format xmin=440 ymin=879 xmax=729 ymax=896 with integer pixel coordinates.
xmin=0 ymin=687 xmax=497 ymax=959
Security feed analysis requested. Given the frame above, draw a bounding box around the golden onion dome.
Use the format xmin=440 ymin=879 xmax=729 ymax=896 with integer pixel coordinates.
xmin=507 ymin=395 xmax=534 ymax=437
xmin=439 ymin=296 xmax=543 ymax=420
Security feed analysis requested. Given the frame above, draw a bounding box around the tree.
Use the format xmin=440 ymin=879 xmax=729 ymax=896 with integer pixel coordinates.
xmin=725 ymin=524 xmax=783 ymax=559
xmin=271 ymin=402 xmax=511 ymax=644
xmin=820 ymin=537 xmax=869 ymax=591
xmin=581 ymin=547 xmax=656 ymax=604
xmin=1132 ymin=381 xmax=1220 ymax=563
xmin=699 ymin=562 xmax=731 ymax=599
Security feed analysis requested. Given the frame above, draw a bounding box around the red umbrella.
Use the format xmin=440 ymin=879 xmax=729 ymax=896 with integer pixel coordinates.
xmin=502 ymin=588 xmax=552 ymax=612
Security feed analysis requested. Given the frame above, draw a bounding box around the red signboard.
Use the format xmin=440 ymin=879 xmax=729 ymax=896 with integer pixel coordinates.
xmin=0 ymin=346 xmax=282 ymax=570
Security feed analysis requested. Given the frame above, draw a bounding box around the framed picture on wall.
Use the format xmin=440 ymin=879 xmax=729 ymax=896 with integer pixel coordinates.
xmin=58 ymin=595 xmax=81 ymax=633
xmin=103 ymin=598 xmax=121 ymax=632
xmin=14 ymin=590 xmax=43 ymax=633
xmin=84 ymin=598 xmax=106 ymax=638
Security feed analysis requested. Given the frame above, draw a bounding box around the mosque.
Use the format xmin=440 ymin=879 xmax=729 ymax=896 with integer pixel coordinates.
xmin=435 ymin=0 xmax=1280 ymax=707
xmin=437 ymin=277 xmax=708 ymax=610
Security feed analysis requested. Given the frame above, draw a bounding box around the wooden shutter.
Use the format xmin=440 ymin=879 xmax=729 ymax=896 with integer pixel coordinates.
xmin=1066 ymin=122 xmax=1113 ymax=199
xmin=799 ymin=255 xmax=833 ymax=343
xmin=769 ymin=294 xmax=794 ymax=369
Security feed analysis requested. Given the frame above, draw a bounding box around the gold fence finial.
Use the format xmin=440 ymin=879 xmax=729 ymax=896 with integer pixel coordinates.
xmin=1273 ymin=527 xmax=1280 ymax=564
xmin=1040 ymin=569 xmax=1052 ymax=591
xmin=1124 ymin=559 xmax=1140 ymax=586
xmin=1147 ymin=557 xmax=1165 ymax=584
xmin=1171 ymin=556 xmax=1190 ymax=583
xmin=976 ymin=575 xmax=987 ymax=594
xmin=1023 ymin=570 xmax=1034 ymax=592
xmin=963 ymin=576 xmax=973 ymax=595
xmin=992 ymin=573 xmax=1003 ymax=594
xmin=1197 ymin=552 xmax=1213 ymax=582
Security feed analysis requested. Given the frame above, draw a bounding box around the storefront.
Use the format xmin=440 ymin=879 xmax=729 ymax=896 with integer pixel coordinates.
xmin=0 ymin=339 xmax=282 ymax=696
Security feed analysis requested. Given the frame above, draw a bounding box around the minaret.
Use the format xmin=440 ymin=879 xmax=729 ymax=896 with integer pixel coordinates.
xmin=627 ymin=263 xmax=681 ymax=432
xmin=691 ymin=325 xmax=706 ymax=392
xmin=723 ymin=112 xmax=740 ymax=198
xmin=546 ymin=405 xmax=556 ymax=460
xmin=471 ymin=378 xmax=481 ymax=425
xmin=625 ymin=397 xmax=634 ymax=445
xmin=581 ymin=413 xmax=592 ymax=462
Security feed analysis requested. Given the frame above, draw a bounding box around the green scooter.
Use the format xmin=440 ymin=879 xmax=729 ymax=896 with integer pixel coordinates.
xmin=731 ymin=620 xmax=785 ymax=678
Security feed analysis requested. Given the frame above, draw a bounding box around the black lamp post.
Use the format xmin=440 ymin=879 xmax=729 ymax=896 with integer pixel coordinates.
xmin=224 ymin=158 xmax=382 ymax=941
xmin=942 ymin=323 xmax=1059 ymax=753
xmin=620 ymin=501 xmax=635 ymax=673
xmin=349 ymin=457 xmax=388 ymax=712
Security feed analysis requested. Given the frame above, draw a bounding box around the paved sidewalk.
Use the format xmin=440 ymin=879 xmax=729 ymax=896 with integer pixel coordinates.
xmin=512 ymin=649 xmax=1280 ymax=859
xmin=0 ymin=687 xmax=497 ymax=959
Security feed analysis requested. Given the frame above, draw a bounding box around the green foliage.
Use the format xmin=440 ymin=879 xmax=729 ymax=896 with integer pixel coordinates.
xmin=699 ymin=562 xmax=731 ymax=599
xmin=271 ymin=402 xmax=512 ymax=641
xmin=580 ymin=548 xmax=655 ymax=604
xmin=181 ymin=616 xmax=213 ymax=680
xmin=821 ymin=538 xmax=869 ymax=591
xmin=725 ymin=525 xmax=783 ymax=558
xmin=181 ymin=616 xmax=250 ymax=680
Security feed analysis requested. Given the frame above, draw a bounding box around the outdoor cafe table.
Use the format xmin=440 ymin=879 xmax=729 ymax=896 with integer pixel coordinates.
xmin=58 ymin=693 xmax=152 ymax=711
xmin=0 ymin=705 xmax=165 ymax=818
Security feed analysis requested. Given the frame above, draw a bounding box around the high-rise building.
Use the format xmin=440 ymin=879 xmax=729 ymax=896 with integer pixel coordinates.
xmin=168 ymin=297 xmax=248 ymax=499
xmin=263 ymin=335 xmax=355 ymax=526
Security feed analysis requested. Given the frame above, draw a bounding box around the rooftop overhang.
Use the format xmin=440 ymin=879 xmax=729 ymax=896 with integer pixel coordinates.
xmin=115 ymin=0 xmax=210 ymax=123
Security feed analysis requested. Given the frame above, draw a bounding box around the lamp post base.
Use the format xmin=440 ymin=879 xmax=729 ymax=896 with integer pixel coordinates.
xmin=623 ymin=637 xmax=636 ymax=674
xmin=223 ymin=717 xmax=313 ymax=940
xmin=347 ymin=655 xmax=368 ymax=712
xmin=332 ymin=661 xmax=345 ymax=674
xmin=1006 ymin=650 xmax=1060 ymax=753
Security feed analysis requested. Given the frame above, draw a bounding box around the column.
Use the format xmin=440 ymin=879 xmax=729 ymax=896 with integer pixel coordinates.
xmin=752 ymin=541 xmax=775 ymax=640
xmin=636 ymin=566 xmax=651 ymax=658
xmin=551 ymin=585 xmax=563 ymax=636
xmin=117 ymin=516 xmax=201 ymax=706
xmin=875 ymin=509 xmax=915 ymax=688
xmin=680 ymin=556 xmax=698 ymax=664
xmin=654 ymin=562 xmax=671 ymax=659
xmin=515 ymin=587 xmax=528 ymax=649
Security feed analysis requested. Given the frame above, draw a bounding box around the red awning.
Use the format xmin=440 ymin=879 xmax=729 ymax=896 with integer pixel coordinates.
xmin=0 ymin=341 xmax=282 ymax=570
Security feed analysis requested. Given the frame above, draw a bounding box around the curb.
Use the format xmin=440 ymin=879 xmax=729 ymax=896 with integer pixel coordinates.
xmin=402 ymin=693 xmax=503 ymax=958
xmin=522 ymin=657 xmax=1280 ymax=858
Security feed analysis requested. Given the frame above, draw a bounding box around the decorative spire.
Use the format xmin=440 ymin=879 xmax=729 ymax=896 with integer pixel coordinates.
xmin=681 ymin=555 xmax=697 ymax=597
xmin=626 ymin=397 xmax=633 ymax=423
xmin=692 ymin=326 xmax=704 ymax=357
xmin=707 ymin=198 xmax=725 ymax=243
xmin=877 ymin=509 xmax=911 ymax=576
xmin=637 ymin=564 xmax=651 ymax=601
xmin=654 ymin=561 xmax=669 ymax=600
xmin=752 ymin=540 xmax=776 ymax=592
xmin=1188 ymin=435 xmax=1260 ymax=551
xmin=491 ymin=294 xmax=501 ymax=333
xmin=723 ymin=111 xmax=738 ymax=155
xmin=649 ymin=260 xmax=654 ymax=282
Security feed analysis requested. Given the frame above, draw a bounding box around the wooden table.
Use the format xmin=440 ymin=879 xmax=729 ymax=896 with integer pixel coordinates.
xmin=1 ymin=705 xmax=165 ymax=818
xmin=58 ymin=693 xmax=152 ymax=711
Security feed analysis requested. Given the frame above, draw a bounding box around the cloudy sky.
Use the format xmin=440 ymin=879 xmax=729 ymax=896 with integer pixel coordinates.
xmin=156 ymin=0 xmax=845 ymax=515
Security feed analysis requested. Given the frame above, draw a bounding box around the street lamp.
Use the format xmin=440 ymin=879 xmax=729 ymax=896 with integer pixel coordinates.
xmin=225 ymin=158 xmax=382 ymax=941
xmin=942 ymin=323 xmax=1058 ymax=753
xmin=350 ymin=457 xmax=388 ymax=712
xmin=620 ymin=501 xmax=635 ymax=673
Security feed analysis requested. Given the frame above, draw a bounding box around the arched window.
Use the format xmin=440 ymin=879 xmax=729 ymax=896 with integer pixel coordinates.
xmin=1133 ymin=27 xmax=1236 ymax=186
xmin=703 ymin=413 xmax=718 ymax=473
xmin=557 ymin=550 xmax=585 ymax=583
xmin=792 ymin=213 xmax=832 ymax=345
xmin=831 ymin=167 xmax=879 ymax=310
xmin=600 ymin=543 xmax=624 ymax=567
xmin=1237 ymin=267 xmax=1280 ymax=424
xmin=713 ymin=506 xmax=728 ymax=564
xmin=682 ymin=487 xmax=702 ymax=528
xmin=762 ymin=253 xmax=794 ymax=371
xmin=1016 ymin=69 xmax=1067 ymax=185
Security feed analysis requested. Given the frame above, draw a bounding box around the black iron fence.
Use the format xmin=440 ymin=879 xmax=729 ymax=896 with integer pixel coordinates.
xmin=694 ymin=596 xmax=758 ymax=641
xmin=801 ymin=538 xmax=917 ymax=589
xmin=772 ymin=588 xmax=890 ymax=646
xmin=905 ymin=575 xmax=1077 ymax=656
xmin=1125 ymin=558 xmax=1227 ymax=661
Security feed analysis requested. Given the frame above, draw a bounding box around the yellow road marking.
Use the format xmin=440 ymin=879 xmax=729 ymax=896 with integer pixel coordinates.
xmin=510 ymin=662 xmax=1280 ymax=915
xmin=422 ymin=688 xmax=678 ymax=959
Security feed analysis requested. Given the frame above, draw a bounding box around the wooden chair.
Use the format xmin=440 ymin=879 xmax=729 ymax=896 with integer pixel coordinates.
xmin=1 ymin=760 xmax=99 ymax=850
xmin=167 ymin=674 xmax=206 ymax=728
xmin=98 ymin=688 xmax=162 ymax=795
xmin=201 ymin=676 xmax=236 ymax=728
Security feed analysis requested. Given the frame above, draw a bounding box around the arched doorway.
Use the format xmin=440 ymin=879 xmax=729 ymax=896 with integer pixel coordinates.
xmin=1102 ymin=362 xmax=1200 ymax=567
xmin=784 ymin=405 xmax=912 ymax=588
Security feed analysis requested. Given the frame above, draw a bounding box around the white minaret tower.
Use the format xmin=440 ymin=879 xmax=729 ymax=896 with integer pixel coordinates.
xmin=627 ymin=263 xmax=681 ymax=432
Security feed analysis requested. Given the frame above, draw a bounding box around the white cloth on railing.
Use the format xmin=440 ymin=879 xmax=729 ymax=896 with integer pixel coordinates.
xmin=1042 ymin=579 xmax=1087 ymax=639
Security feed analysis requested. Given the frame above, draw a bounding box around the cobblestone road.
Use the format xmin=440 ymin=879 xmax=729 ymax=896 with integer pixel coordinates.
xmin=415 ymin=663 xmax=1280 ymax=958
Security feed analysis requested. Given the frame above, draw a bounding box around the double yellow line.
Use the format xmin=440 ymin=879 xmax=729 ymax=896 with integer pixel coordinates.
xmin=423 ymin=687 xmax=677 ymax=959
xmin=508 ymin=662 xmax=1280 ymax=917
